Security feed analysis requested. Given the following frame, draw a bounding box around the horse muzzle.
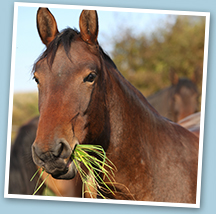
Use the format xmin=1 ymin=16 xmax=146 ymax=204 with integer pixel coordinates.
xmin=31 ymin=138 xmax=78 ymax=180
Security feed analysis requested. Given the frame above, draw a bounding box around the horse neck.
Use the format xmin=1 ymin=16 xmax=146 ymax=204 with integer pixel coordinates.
xmin=104 ymin=65 xmax=160 ymax=150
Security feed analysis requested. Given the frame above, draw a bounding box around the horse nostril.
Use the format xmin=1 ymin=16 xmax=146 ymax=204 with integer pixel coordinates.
xmin=53 ymin=139 xmax=72 ymax=159
xmin=52 ymin=143 xmax=63 ymax=158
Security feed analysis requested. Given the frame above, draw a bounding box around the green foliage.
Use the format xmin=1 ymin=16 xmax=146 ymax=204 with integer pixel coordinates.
xmin=111 ymin=15 xmax=205 ymax=96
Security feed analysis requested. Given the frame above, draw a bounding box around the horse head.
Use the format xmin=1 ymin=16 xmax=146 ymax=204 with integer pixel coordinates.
xmin=32 ymin=8 xmax=107 ymax=179
xmin=170 ymin=69 xmax=199 ymax=121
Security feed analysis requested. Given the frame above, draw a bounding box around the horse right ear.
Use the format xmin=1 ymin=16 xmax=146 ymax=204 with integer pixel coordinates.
xmin=79 ymin=10 xmax=98 ymax=45
xmin=169 ymin=68 xmax=179 ymax=85
xmin=37 ymin=8 xmax=59 ymax=46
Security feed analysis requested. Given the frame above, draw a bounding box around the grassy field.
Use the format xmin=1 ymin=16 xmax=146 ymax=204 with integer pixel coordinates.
xmin=11 ymin=92 xmax=39 ymax=143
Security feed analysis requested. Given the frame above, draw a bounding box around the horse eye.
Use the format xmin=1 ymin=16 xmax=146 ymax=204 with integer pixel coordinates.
xmin=84 ymin=73 xmax=97 ymax=83
xmin=33 ymin=76 xmax=39 ymax=84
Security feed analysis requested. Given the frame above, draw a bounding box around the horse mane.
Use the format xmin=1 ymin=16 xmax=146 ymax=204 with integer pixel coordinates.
xmin=32 ymin=27 xmax=116 ymax=73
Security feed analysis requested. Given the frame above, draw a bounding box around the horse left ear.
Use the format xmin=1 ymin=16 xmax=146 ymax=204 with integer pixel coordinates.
xmin=37 ymin=8 xmax=59 ymax=46
xmin=192 ymin=66 xmax=202 ymax=85
xmin=169 ymin=68 xmax=179 ymax=85
xmin=79 ymin=10 xmax=98 ymax=45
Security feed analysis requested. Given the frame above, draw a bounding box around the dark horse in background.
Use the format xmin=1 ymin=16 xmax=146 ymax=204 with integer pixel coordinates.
xmin=9 ymin=117 xmax=82 ymax=197
xmin=147 ymin=69 xmax=199 ymax=122
xmin=30 ymin=8 xmax=198 ymax=203
xmin=9 ymin=117 xmax=41 ymax=195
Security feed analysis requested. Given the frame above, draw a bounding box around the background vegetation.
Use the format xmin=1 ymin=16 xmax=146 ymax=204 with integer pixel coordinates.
xmin=12 ymin=92 xmax=39 ymax=142
xmin=111 ymin=15 xmax=205 ymax=96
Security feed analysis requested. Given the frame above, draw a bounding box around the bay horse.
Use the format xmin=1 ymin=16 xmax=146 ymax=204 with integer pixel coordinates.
xmin=9 ymin=116 xmax=82 ymax=197
xmin=147 ymin=70 xmax=199 ymax=122
xmin=31 ymin=8 xmax=199 ymax=203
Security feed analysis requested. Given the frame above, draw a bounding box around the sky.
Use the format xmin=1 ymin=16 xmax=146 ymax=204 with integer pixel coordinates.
xmin=12 ymin=5 xmax=174 ymax=93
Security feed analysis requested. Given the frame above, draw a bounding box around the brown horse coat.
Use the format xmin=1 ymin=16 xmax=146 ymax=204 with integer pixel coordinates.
xmin=31 ymin=8 xmax=199 ymax=203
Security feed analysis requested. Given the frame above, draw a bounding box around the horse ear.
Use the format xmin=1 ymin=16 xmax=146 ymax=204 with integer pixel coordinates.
xmin=37 ymin=8 xmax=59 ymax=46
xmin=169 ymin=68 xmax=179 ymax=85
xmin=79 ymin=10 xmax=98 ymax=45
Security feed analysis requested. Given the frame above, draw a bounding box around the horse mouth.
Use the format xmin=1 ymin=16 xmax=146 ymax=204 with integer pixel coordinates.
xmin=51 ymin=158 xmax=77 ymax=180
xmin=51 ymin=146 xmax=78 ymax=180
xmin=32 ymin=141 xmax=79 ymax=180
xmin=66 ymin=156 xmax=73 ymax=168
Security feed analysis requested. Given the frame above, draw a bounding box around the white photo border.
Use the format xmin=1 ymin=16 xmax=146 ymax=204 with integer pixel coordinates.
xmin=4 ymin=1 xmax=210 ymax=209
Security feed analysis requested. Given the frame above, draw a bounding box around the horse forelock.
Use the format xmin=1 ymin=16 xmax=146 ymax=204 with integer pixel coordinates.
xmin=32 ymin=28 xmax=79 ymax=73
xmin=175 ymin=78 xmax=198 ymax=94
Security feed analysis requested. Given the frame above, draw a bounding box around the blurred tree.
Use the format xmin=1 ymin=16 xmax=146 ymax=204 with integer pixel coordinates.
xmin=111 ymin=15 xmax=205 ymax=96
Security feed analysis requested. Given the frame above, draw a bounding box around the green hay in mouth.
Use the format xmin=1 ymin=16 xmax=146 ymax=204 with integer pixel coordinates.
xmin=72 ymin=144 xmax=116 ymax=198
xmin=31 ymin=144 xmax=116 ymax=198
xmin=31 ymin=168 xmax=49 ymax=195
